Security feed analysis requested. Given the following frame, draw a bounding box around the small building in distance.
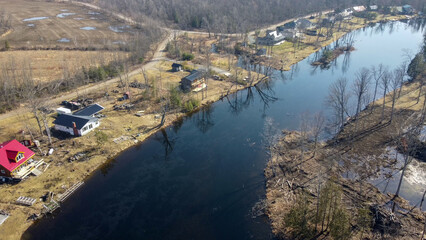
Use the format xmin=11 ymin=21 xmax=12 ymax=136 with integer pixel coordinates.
xmin=339 ymin=8 xmax=353 ymax=19
xmin=295 ymin=19 xmax=315 ymax=30
xmin=181 ymin=70 xmax=207 ymax=92
xmin=392 ymin=6 xmax=404 ymax=14
xmin=0 ymin=140 xmax=35 ymax=178
xmin=402 ymin=5 xmax=414 ymax=14
xmin=257 ymin=30 xmax=285 ymax=46
xmin=73 ymin=103 xmax=104 ymax=117
xmin=53 ymin=114 xmax=100 ymax=137
xmin=369 ymin=5 xmax=378 ymax=11
xmin=172 ymin=63 xmax=183 ymax=72
xmin=353 ymin=5 xmax=367 ymax=12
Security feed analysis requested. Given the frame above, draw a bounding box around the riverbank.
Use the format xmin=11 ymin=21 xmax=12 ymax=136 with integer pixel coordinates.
xmin=265 ymin=81 xmax=426 ymax=239
xmin=253 ymin=13 xmax=408 ymax=70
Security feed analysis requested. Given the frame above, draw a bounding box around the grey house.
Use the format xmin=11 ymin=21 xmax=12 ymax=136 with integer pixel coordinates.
xmin=181 ymin=70 xmax=207 ymax=91
xmin=296 ymin=19 xmax=315 ymax=30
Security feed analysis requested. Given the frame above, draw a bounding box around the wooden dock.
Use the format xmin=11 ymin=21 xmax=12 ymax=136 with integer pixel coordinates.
xmin=42 ymin=200 xmax=60 ymax=214
xmin=16 ymin=196 xmax=36 ymax=206
xmin=57 ymin=181 xmax=84 ymax=203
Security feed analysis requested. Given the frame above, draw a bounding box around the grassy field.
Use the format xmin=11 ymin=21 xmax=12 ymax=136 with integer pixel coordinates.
xmin=0 ymin=50 xmax=128 ymax=82
xmin=0 ymin=0 xmax=136 ymax=50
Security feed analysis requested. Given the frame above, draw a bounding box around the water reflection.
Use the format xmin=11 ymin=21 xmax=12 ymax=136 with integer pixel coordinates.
xmin=194 ymin=105 xmax=215 ymax=133
xmin=153 ymin=128 xmax=175 ymax=160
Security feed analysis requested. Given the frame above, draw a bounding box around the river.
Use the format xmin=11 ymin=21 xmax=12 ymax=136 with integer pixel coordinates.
xmin=24 ymin=19 xmax=425 ymax=240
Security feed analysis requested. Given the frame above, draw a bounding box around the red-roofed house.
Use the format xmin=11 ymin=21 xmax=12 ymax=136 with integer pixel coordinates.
xmin=0 ymin=140 xmax=35 ymax=178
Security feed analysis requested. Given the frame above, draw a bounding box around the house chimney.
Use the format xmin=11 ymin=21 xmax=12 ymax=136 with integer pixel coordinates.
xmin=72 ymin=122 xmax=78 ymax=136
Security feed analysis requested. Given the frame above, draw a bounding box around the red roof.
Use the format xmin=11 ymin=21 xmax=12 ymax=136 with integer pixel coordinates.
xmin=0 ymin=140 xmax=35 ymax=172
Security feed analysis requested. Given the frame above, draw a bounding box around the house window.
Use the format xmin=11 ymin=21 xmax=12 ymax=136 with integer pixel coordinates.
xmin=89 ymin=124 xmax=93 ymax=129
xmin=16 ymin=152 xmax=24 ymax=162
xmin=83 ymin=126 xmax=88 ymax=132
xmin=1 ymin=170 xmax=5 ymax=174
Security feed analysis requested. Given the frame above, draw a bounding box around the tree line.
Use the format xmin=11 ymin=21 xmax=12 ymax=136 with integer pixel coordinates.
xmin=83 ymin=0 xmax=426 ymax=33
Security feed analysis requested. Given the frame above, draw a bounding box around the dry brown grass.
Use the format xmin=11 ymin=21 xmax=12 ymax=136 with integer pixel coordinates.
xmin=0 ymin=50 xmax=128 ymax=82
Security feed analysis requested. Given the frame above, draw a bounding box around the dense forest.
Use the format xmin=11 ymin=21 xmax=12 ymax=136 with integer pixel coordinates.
xmin=81 ymin=0 xmax=425 ymax=32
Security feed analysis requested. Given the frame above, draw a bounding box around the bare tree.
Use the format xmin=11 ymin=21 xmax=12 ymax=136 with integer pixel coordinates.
xmin=311 ymin=112 xmax=325 ymax=157
xmin=327 ymin=77 xmax=350 ymax=131
xmin=389 ymin=69 xmax=401 ymax=123
xmin=370 ymin=64 xmax=385 ymax=113
xmin=299 ymin=112 xmax=310 ymax=161
xmin=380 ymin=70 xmax=392 ymax=122
xmin=397 ymin=62 xmax=408 ymax=99
xmin=353 ymin=68 xmax=371 ymax=117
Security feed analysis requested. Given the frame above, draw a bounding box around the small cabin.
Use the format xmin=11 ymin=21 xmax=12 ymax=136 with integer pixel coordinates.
xmin=0 ymin=140 xmax=35 ymax=178
xmin=181 ymin=70 xmax=207 ymax=92
xmin=369 ymin=5 xmax=378 ymax=11
xmin=172 ymin=63 xmax=183 ymax=72
xmin=402 ymin=5 xmax=414 ymax=14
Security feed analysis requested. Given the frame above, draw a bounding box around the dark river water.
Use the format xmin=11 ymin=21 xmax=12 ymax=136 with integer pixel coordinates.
xmin=24 ymin=20 xmax=425 ymax=240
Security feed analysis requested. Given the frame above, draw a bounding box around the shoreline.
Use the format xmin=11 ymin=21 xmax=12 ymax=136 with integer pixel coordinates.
xmin=0 ymin=13 xmax=415 ymax=240
xmin=264 ymin=81 xmax=426 ymax=239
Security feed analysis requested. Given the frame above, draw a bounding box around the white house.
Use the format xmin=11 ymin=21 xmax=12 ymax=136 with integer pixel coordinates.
xmin=353 ymin=6 xmax=367 ymax=12
xmin=257 ymin=30 xmax=286 ymax=46
xmin=340 ymin=8 xmax=353 ymax=18
xmin=53 ymin=114 xmax=100 ymax=137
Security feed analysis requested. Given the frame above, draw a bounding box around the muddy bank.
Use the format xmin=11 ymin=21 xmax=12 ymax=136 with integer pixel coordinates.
xmin=265 ymin=130 xmax=424 ymax=239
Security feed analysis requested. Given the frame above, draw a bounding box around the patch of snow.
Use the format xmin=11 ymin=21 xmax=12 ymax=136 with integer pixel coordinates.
xmin=109 ymin=25 xmax=130 ymax=33
xmin=112 ymin=41 xmax=126 ymax=45
xmin=80 ymin=27 xmax=96 ymax=31
xmin=57 ymin=38 xmax=70 ymax=43
xmin=88 ymin=11 xmax=100 ymax=15
xmin=74 ymin=17 xmax=84 ymax=20
xmin=27 ymin=24 xmax=35 ymax=27
xmin=23 ymin=17 xmax=48 ymax=22
xmin=61 ymin=9 xmax=68 ymax=12
xmin=90 ymin=17 xmax=97 ymax=20
xmin=57 ymin=13 xmax=76 ymax=18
